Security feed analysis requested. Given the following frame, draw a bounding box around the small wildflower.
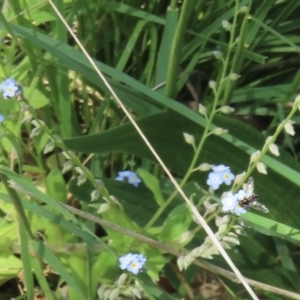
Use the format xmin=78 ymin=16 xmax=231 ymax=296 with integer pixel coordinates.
xmin=207 ymin=172 xmax=223 ymax=190
xmin=183 ymin=132 xmax=195 ymax=145
xmin=221 ymin=192 xmax=238 ymax=212
xmin=284 ymin=120 xmax=295 ymax=136
xmin=221 ymin=169 xmax=235 ymax=185
xmin=0 ymin=114 xmax=4 ymax=125
xmin=116 ymin=171 xmax=141 ymax=187
xmin=119 ymin=253 xmax=146 ymax=275
xmin=234 ymin=190 xmax=249 ymax=215
xmin=0 ymin=78 xmax=23 ymax=100
xmin=212 ymin=165 xmax=229 ymax=173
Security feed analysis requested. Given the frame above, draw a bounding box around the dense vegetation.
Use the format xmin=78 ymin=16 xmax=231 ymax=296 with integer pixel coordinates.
xmin=0 ymin=0 xmax=300 ymax=299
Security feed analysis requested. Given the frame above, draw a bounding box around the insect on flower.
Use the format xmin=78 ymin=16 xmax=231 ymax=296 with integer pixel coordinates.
xmin=238 ymin=177 xmax=269 ymax=213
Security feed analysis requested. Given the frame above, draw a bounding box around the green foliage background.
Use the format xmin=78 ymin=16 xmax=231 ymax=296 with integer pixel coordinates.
xmin=0 ymin=0 xmax=299 ymax=299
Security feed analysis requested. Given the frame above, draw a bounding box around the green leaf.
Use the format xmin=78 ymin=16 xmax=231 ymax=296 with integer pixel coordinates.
xmin=160 ymin=204 xmax=192 ymax=242
xmin=137 ymin=168 xmax=165 ymax=206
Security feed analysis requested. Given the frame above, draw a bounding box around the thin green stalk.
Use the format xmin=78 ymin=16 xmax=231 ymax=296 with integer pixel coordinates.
xmin=170 ymin=0 xmax=178 ymax=10
xmin=165 ymin=0 xmax=193 ymax=98
xmin=0 ymin=173 xmax=34 ymax=240
xmin=145 ymin=5 xmax=246 ymax=228
xmin=223 ymin=4 xmax=250 ymax=105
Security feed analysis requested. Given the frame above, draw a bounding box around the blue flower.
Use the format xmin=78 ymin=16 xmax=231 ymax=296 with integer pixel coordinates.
xmin=207 ymin=165 xmax=235 ymax=190
xmin=221 ymin=192 xmax=238 ymax=212
xmin=116 ymin=171 xmax=141 ymax=187
xmin=206 ymin=172 xmax=223 ymax=190
xmin=0 ymin=78 xmax=23 ymax=100
xmin=212 ymin=165 xmax=229 ymax=173
xmin=233 ymin=189 xmax=249 ymax=215
xmin=119 ymin=253 xmax=146 ymax=274
xmin=0 ymin=114 xmax=4 ymax=125
xmin=234 ymin=204 xmax=247 ymax=216
xmin=119 ymin=253 xmax=135 ymax=270
xmin=221 ymin=169 xmax=234 ymax=185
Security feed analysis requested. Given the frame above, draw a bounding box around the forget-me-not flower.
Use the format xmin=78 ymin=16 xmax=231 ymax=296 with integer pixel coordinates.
xmin=116 ymin=171 xmax=141 ymax=187
xmin=221 ymin=192 xmax=238 ymax=213
xmin=0 ymin=78 xmax=23 ymax=100
xmin=206 ymin=172 xmax=223 ymax=190
xmin=119 ymin=253 xmax=146 ymax=274
xmin=207 ymin=164 xmax=235 ymax=190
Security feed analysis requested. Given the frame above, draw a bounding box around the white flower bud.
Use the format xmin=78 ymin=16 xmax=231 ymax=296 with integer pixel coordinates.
xmin=183 ymin=132 xmax=195 ymax=145
xmin=228 ymin=73 xmax=240 ymax=81
xmin=177 ymin=255 xmax=185 ymax=271
xmin=178 ymin=231 xmax=193 ymax=245
xmin=209 ymin=80 xmax=216 ymax=89
xmin=240 ymin=6 xmax=249 ymax=13
xmin=77 ymin=174 xmax=87 ymax=186
xmin=21 ymin=112 xmax=32 ymax=123
xmin=98 ymin=203 xmax=110 ymax=214
xmin=29 ymin=126 xmax=41 ymax=138
xmin=222 ymin=20 xmax=231 ymax=31
xmin=295 ymin=94 xmax=300 ymax=105
xmin=91 ymin=189 xmax=100 ymax=201
xmin=212 ymin=127 xmax=228 ymax=135
xmin=250 ymin=150 xmax=260 ymax=164
xmin=116 ymin=273 xmax=127 ymax=286
xmin=219 ymin=106 xmax=235 ymax=114
xmin=198 ymin=103 xmax=207 ymax=115
xmin=269 ymin=143 xmax=279 ymax=156
xmin=257 ymin=162 xmax=267 ymax=174
xmin=43 ymin=142 xmax=55 ymax=154
xmin=234 ymin=172 xmax=246 ymax=185
xmin=198 ymin=163 xmax=212 ymax=171
xmin=284 ymin=120 xmax=295 ymax=136
xmin=62 ymin=160 xmax=73 ymax=173
xmin=213 ymin=50 xmax=223 ymax=60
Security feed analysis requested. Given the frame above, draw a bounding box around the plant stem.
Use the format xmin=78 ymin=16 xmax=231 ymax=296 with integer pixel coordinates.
xmin=165 ymin=0 xmax=193 ymax=98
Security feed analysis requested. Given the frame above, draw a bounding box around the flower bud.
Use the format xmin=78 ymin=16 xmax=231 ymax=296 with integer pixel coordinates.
xmin=284 ymin=120 xmax=295 ymax=136
xmin=209 ymin=80 xmax=216 ymax=90
xmin=198 ymin=103 xmax=207 ymax=115
xmin=183 ymin=132 xmax=195 ymax=145
xmin=212 ymin=127 xmax=228 ymax=135
xmin=29 ymin=126 xmax=41 ymax=138
xmin=44 ymin=142 xmax=55 ymax=154
xmin=222 ymin=20 xmax=231 ymax=31
xmin=77 ymin=174 xmax=87 ymax=186
xmin=250 ymin=150 xmax=260 ymax=164
xmin=228 ymin=73 xmax=240 ymax=81
xmin=62 ymin=160 xmax=73 ymax=173
xmin=91 ymin=189 xmax=100 ymax=201
xmin=219 ymin=106 xmax=235 ymax=114
xmin=257 ymin=162 xmax=267 ymax=174
xmin=213 ymin=50 xmax=223 ymax=60
xmin=198 ymin=163 xmax=212 ymax=171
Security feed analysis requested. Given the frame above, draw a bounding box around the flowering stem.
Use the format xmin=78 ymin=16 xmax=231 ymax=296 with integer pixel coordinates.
xmin=233 ymin=100 xmax=299 ymax=192
xmin=145 ymin=17 xmax=240 ymax=228
xmin=22 ymin=98 xmax=115 ymax=203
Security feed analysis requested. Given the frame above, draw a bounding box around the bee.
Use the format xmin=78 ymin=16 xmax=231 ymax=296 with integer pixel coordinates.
xmin=238 ymin=177 xmax=269 ymax=213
